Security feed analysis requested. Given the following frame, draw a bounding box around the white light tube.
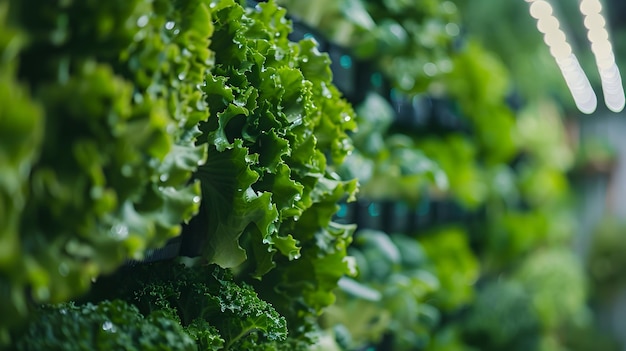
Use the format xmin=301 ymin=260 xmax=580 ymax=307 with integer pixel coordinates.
xmin=528 ymin=0 xmax=598 ymax=114
xmin=579 ymin=0 xmax=625 ymax=112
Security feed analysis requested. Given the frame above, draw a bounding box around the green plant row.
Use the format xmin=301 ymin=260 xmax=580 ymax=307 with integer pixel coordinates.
xmin=1 ymin=0 xmax=211 ymax=341
xmin=275 ymin=1 xmax=614 ymax=350
xmin=12 ymin=262 xmax=306 ymax=351
xmin=278 ymin=0 xmax=460 ymax=93
xmin=2 ymin=0 xmax=357 ymax=347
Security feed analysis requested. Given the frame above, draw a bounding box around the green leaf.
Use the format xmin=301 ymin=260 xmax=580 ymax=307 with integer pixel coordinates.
xmin=355 ymin=229 xmax=401 ymax=265
xmin=191 ymin=0 xmax=359 ymax=337
xmin=340 ymin=0 xmax=376 ymax=30
xmin=420 ymin=227 xmax=480 ymax=311
xmin=195 ymin=141 xmax=279 ymax=268
xmin=13 ymin=300 xmax=197 ymax=351
xmin=337 ymin=277 xmax=382 ymax=301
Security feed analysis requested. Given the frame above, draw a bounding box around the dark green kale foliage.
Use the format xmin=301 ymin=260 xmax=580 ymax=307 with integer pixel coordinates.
xmin=90 ymin=262 xmax=288 ymax=350
xmin=13 ymin=300 xmax=197 ymax=351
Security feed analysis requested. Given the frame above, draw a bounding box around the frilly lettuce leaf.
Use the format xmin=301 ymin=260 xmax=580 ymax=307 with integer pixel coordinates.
xmin=1 ymin=0 xmax=213 ymax=342
xmin=192 ymin=0 xmax=358 ymax=333
xmin=195 ymin=140 xmax=279 ymax=268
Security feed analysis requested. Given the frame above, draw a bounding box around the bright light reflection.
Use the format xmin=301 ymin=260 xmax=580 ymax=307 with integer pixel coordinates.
xmin=528 ymin=0 xmax=598 ymax=114
xmin=584 ymin=13 xmax=605 ymax=28
xmin=529 ymin=0 xmax=625 ymax=113
xmin=580 ymin=0 xmax=625 ymax=112
xmin=587 ymin=28 xmax=609 ymax=43
xmin=549 ymin=42 xmax=572 ymax=59
xmin=530 ymin=1 xmax=553 ymax=18
xmin=537 ymin=17 xmax=560 ymax=33
xmin=580 ymin=0 xmax=602 ymax=15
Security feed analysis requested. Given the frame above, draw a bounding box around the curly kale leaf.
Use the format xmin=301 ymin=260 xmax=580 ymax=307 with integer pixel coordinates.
xmin=93 ymin=262 xmax=288 ymax=350
xmin=185 ymin=319 xmax=225 ymax=351
xmin=12 ymin=300 xmax=196 ymax=351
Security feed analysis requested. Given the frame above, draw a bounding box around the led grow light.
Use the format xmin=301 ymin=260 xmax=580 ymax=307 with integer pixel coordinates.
xmin=526 ymin=0 xmax=625 ymax=114
xmin=579 ymin=0 xmax=625 ymax=112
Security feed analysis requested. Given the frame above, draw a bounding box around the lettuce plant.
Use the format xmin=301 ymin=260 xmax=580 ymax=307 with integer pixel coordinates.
xmin=192 ymin=0 xmax=359 ymax=333
xmin=1 ymin=0 xmax=213 ymax=341
xmin=278 ymin=0 xmax=460 ymax=93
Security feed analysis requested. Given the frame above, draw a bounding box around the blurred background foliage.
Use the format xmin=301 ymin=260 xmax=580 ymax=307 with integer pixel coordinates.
xmin=4 ymin=0 xmax=626 ymax=349
xmin=279 ymin=0 xmax=625 ymax=350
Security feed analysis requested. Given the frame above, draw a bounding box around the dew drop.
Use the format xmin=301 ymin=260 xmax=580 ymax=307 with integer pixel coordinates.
xmin=321 ymin=84 xmax=332 ymax=98
xmin=136 ymin=15 xmax=149 ymax=28
xmin=160 ymin=174 xmax=169 ymax=182
xmin=102 ymin=321 xmax=116 ymax=332
xmin=165 ymin=21 xmax=175 ymax=30
xmin=193 ymin=196 xmax=201 ymax=204
xmin=111 ymin=224 xmax=129 ymax=239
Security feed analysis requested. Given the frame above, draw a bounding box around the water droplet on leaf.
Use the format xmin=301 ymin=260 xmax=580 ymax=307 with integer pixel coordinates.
xmin=102 ymin=321 xmax=116 ymax=332
xmin=136 ymin=15 xmax=149 ymax=28
xmin=111 ymin=224 xmax=129 ymax=239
